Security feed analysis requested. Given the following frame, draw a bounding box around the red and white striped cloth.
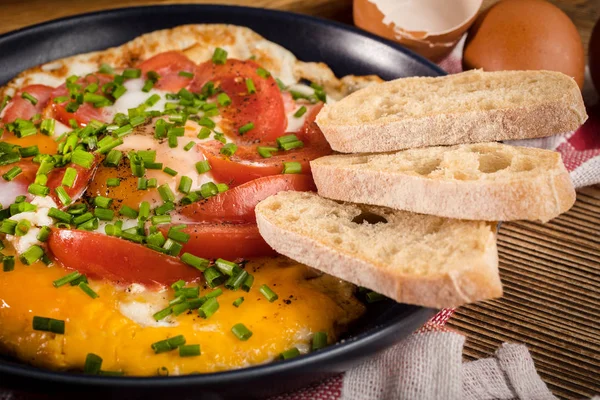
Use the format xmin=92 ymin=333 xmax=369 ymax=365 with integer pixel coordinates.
xmin=277 ymin=36 xmax=600 ymax=400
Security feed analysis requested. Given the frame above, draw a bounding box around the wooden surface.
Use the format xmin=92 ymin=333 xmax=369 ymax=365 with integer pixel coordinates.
xmin=1 ymin=1 xmax=599 ymax=399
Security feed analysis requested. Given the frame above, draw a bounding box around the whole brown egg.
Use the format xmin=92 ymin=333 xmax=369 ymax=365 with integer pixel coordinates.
xmin=463 ymin=0 xmax=585 ymax=89
xmin=590 ymin=17 xmax=600 ymax=93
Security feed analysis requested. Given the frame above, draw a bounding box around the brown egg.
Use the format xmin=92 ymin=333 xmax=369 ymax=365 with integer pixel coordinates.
xmin=463 ymin=0 xmax=585 ymax=89
xmin=354 ymin=0 xmax=482 ymax=62
xmin=590 ymin=17 xmax=600 ymax=93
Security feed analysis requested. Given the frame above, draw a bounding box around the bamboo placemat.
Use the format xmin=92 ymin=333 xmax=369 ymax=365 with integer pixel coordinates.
xmin=447 ymin=186 xmax=600 ymax=399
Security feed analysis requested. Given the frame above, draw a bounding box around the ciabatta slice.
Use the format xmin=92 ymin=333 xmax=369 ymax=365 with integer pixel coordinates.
xmin=255 ymin=191 xmax=501 ymax=308
xmin=311 ymin=143 xmax=575 ymax=222
xmin=316 ymin=70 xmax=587 ymax=153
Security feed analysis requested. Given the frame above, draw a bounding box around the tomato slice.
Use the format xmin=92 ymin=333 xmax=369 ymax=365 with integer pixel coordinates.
xmin=46 ymin=157 xmax=100 ymax=206
xmin=50 ymin=74 xmax=113 ymax=127
xmin=200 ymin=104 xmax=331 ymax=186
xmin=2 ymin=85 xmax=54 ymax=123
xmin=138 ymin=51 xmax=196 ymax=92
xmin=48 ymin=229 xmax=200 ymax=286
xmin=159 ymin=224 xmax=276 ymax=260
xmin=180 ymin=174 xmax=316 ymax=223
xmin=191 ymin=59 xmax=286 ymax=142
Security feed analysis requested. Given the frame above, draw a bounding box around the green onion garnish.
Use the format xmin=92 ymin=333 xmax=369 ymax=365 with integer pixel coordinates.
xmin=232 ymin=297 xmax=244 ymax=307
xmin=61 ymin=167 xmax=77 ymax=187
xmin=181 ymin=253 xmax=209 ymax=271
xmin=151 ymin=215 xmax=171 ymax=225
xmin=36 ymin=226 xmax=51 ymax=242
xmin=40 ymin=119 xmax=55 ymax=135
xmin=238 ymin=122 xmax=254 ymax=135
xmin=198 ymin=297 xmax=219 ymax=319
xmin=177 ymin=176 xmax=192 ymax=194
xmin=122 ymin=68 xmax=141 ymax=79
xmin=231 ymin=323 xmax=252 ymax=341
xmin=183 ymin=141 xmax=195 ymax=152
xmin=282 ymin=161 xmax=302 ymax=174
xmin=118 ymin=205 xmax=137 ymax=219
xmin=28 ymin=183 xmax=49 ymax=196
xmin=137 ymin=177 xmax=148 ymax=190
xmin=151 ymin=335 xmax=186 ymax=354
xmin=256 ymin=67 xmax=271 ymax=78
xmin=203 ymin=266 xmax=225 ymax=288
xmin=217 ymin=93 xmax=231 ymax=106
xmin=158 ymin=184 xmax=175 ymax=203
xmin=311 ymin=332 xmax=328 ymax=351
xmin=99 ymin=63 xmax=114 ymax=74
xmin=71 ymin=149 xmax=95 ymax=169
xmin=162 ymin=238 xmax=183 ymax=256
xmin=94 ymin=196 xmax=113 ymax=209
xmin=21 ymin=92 xmax=38 ymax=105
xmin=280 ymin=347 xmax=300 ymax=360
xmin=179 ymin=344 xmax=200 ymax=357
xmin=32 ymin=316 xmax=65 ymax=334
xmin=241 ymin=274 xmax=254 ymax=292
xmin=84 ymin=353 xmax=103 ymax=374
xmin=2 ymin=166 xmax=22 ymax=181
xmin=195 ymin=160 xmax=211 ymax=174
xmin=163 ymin=167 xmax=178 ymax=176
xmin=211 ymin=47 xmax=228 ymax=64
xmin=225 ymin=270 xmax=248 ymax=291
xmin=257 ymin=146 xmax=278 ymax=158
xmin=107 ymin=177 xmax=120 ymax=187
xmin=19 ymin=145 xmax=39 ymax=158
xmin=245 ymin=78 xmax=256 ymax=94
xmin=197 ymin=127 xmax=211 ymax=139
xmin=293 ymin=106 xmax=307 ymax=118
xmin=79 ymin=282 xmax=99 ymax=299
xmin=94 ymin=208 xmax=114 ymax=221
xmin=178 ymin=71 xmax=194 ymax=78
xmin=220 ymin=143 xmax=237 ymax=157
xmin=104 ymin=150 xmax=122 ymax=167
xmin=259 ymin=284 xmax=278 ymax=302
xmin=138 ymin=201 xmax=150 ymax=220
xmin=152 ymin=307 xmax=172 ymax=322
xmin=215 ymin=258 xmax=240 ymax=276
xmin=277 ymin=134 xmax=304 ymax=151
xmin=197 ymin=117 xmax=216 ymax=129
xmin=167 ymin=226 xmax=190 ymax=243
xmin=55 ymin=186 xmax=72 ymax=206
xmin=48 ymin=207 xmax=72 ymax=223
xmin=15 ymin=219 xmax=31 ymax=237
xmin=3 ymin=256 xmax=15 ymax=272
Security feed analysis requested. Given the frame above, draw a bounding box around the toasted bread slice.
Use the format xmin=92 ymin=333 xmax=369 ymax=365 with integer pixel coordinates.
xmin=316 ymin=70 xmax=587 ymax=153
xmin=311 ymin=143 xmax=575 ymax=222
xmin=255 ymin=191 xmax=502 ymax=308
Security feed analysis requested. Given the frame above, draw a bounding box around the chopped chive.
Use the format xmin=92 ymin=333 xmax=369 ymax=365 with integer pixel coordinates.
xmin=152 ymin=307 xmax=172 ymax=322
xmin=167 ymin=227 xmax=190 ymax=243
xmin=215 ymin=258 xmax=240 ymax=276
xmin=79 ymin=282 xmax=99 ymax=299
xmin=220 ymin=143 xmax=237 ymax=156
xmin=205 ymin=288 xmax=223 ymax=299
xmin=21 ymin=92 xmax=38 ymax=105
xmin=55 ymin=186 xmax=72 ymax=206
xmin=197 ymin=127 xmax=211 ymax=139
xmin=61 ymin=167 xmax=77 ymax=187
xmin=77 ymin=217 xmax=98 ymax=231
xmin=0 ymin=220 xmax=17 ymax=235
xmin=151 ymin=215 xmax=171 ymax=225
xmin=36 ymin=226 xmax=51 ymax=242
xmin=182 ymin=142 xmax=195 ymax=153
xmin=28 ymin=183 xmax=49 ymax=196
xmin=178 ymin=71 xmax=194 ymax=78
xmin=197 ymin=117 xmax=215 ymax=129
xmin=198 ymin=297 xmax=219 ymax=319
xmin=122 ymin=68 xmax=141 ymax=79
xmin=163 ymin=167 xmax=178 ymax=176
xmin=34 ymin=174 xmax=48 ymax=186
xmin=94 ymin=196 xmax=113 ymax=209
xmin=15 ymin=219 xmax=31 ymax=236
xmin=162 ymin=238 xmax=183 ymax=256
xmin=256 ymin=67 xmax=271 ymax=78
xmin=200 ymin=182 xmax=218 ymax=198
xmin=312 ymin=332 xmax=328 ymax=351
xmin=280 ymin=347 xmax=300 ymax=360
xmin=19 ymin=145 xmax=39 ymax=158
xmin=217 ymin=183 xmax=229 ymax=193
xmin=138 ymin=201 xmax=150 ymax=220
xmin=259 ymin=284 xmax=278 ymax=302
xmin=293 ymin=106 xmax=307 ymax=118
xmin=73 ymin=212 xmax=93 ymax=225
xmin=231 ymin=323 xmax=252 ymax=341
xmin=177 ymin=176 xmax=192 ymax=194
xmin=118 ymin=205 xmax=138 ymax=219
xmin=195 ymin=160 xmax=211 ymax=174
xmin=282 ymin=161 xmax=302 ymax=174
xmin=107 ymin=177 xmax=120 ymax=187
xmin=3 ymin=256 xmax=15 ymax=272
xmin=177 ymin=286 xmax=200 ymax=299
xmin=99 ymin=63 xmax=114 ymax=74
xmin=151 ymin=335 xmax=186 ymax=354
xmin=145 ymin=93 xmax=160 ymax=107
xmin=2 ymin=166 xmax=22 ymax=181
xmin=142 ymin=79 xmax=155 ymax=92
xmin=154 ymin=201 xmax=175 ymax=215
xmin=203 ymin=266 xmax=225 ymax=288
xmin=48 ymin=207 xmax=72 ymax=223
xmin=167 ymin=134 xmax=178 ymax=148
xmin=94 ymin=208 xmax=114 ymax=221
xmin=32 ymin=316 xmax=65 ymax=334
xmin=217 ymin=93 xmax=231 ymax=106
xmin=238 ymin=123 xmax=254 ymax=135
xmin=225 ymin=270 xmax=248 ymax=291
xmin=71 ymin=149 xmax=95 ymax=168
xmin=245 ymin=78 xmax=256 ymax=94
xmin=179 ymin=344 xmax=200 ymax=357
xmin=40 ymin=119 xmax=55 ymax=135
xmin=104 ymin=150 xmax=122 ymax=167
xmin=137 ymin=177 xmax=148 ymax=190
xmin=113 ymin=124 xmax=132 ymax=137
xmin=241 ymin=274 xmax=254 ymax=292
xmin=257 ymin=146 xmax=278 ymax=158
xmin=172 ymin=279 xmax=187 ymax=290
xmin=158 ymin=184 xmax=175 ymax=203
xmin=147 ymin=177 xmax=158 ymax=188
xmin=233 ymin=297 xmax=244 ymax=307
xmin=84 ymin=353 xmax=102 ymax=374
xmin=212 ymin=47 xmax=228 ymax=64
xmin=181 ymin=253 xmax=209 ymax=271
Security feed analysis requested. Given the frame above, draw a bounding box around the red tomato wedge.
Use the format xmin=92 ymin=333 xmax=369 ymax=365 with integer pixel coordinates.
xmin=46 ymin=157 xmax=100 ymax=206
xmin=200 ymin=104 xmax=331 ymax=186
xmin=138 ymin=51 xmax=196 ymax=92
xmin=48 ymin=229 xmax=200 ymax=286
xmin=191 ymin=59 xmax=286 ymax=142
xmin=159 ymin=224 xmax=276 ymax=260
xmin=2 ymin=85 xmax=54 ymax=123
xmin=50 ymin=74 xmax=113 ymax=127
xmin=180 ymin=174 xmax=316 ymax=223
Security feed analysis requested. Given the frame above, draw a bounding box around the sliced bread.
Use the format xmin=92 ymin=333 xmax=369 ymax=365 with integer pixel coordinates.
xmin=311 ymin=142 xmax=575 ymax=222
xmin=255 ymin=191 xmax=502 ymax=308
xmin=316 ymin=70 xmax=587 ymax=153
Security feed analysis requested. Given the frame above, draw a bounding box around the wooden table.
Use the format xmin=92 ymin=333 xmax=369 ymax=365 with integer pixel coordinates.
xmin=1 ymin=1 xmax=599 ymax=399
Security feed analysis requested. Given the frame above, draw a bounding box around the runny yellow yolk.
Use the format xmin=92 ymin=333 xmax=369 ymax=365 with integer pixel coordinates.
xmin=0 ymin=256 xmax=361 ymax=376
xmin=2 ymin=132 xmax=58 ymax=155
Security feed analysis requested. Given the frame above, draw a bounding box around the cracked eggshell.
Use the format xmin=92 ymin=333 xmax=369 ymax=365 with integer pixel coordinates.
xmin=353 ymin=0 xmax=482 ymax=62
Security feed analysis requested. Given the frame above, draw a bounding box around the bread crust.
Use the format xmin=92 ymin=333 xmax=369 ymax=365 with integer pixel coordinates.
xmin=311 ymin=146 xmax=576 ymax=222
xmin=256 ymin=192 xmax=503 ymax=308
xmin=316 ymin=70 xmax=587 ymax=152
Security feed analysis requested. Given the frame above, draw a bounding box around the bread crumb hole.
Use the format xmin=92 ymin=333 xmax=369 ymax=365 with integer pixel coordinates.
xmin=333 ymin=237 xmax=343 ymax=245
xmin=286 ymin=215 xmax=299 ymax=223
xmin=352 ymin=212 xmax=388 ymax=225
xmin=478 ymin=153 xmax=512 ymax=173
xmin=268 ymin=202 xmax=282 ymax=211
